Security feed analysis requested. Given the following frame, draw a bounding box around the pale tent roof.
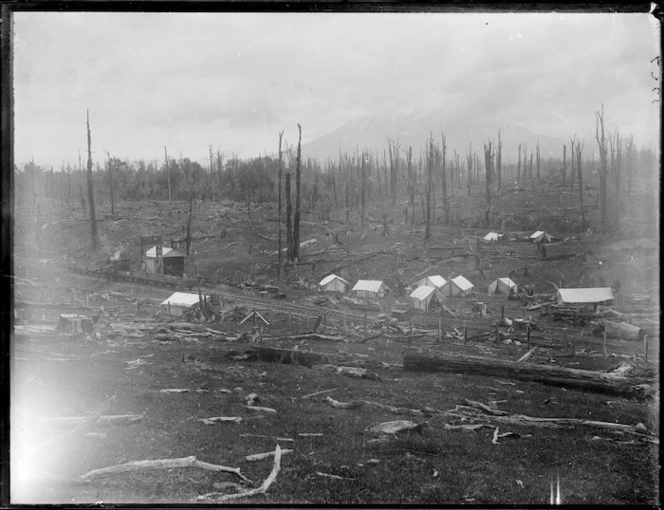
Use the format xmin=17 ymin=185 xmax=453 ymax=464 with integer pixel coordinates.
xmin=418 ymin=275 xmax=447 ymax=288
xmin=530 ymin=230 xmax=546 ymax=239
xmin=160 ymin=292 xmax=202 ymax=307
xmin=146 ymin=245 xmax=185 ymax=258
xmin=319 ymin=274 xmax=350 ymax=287
xmin=452 ymin=275 xmax=474 ymax=291
xmin=498 ymin=277 xmax=517 ymax=288
xmin=352 ymin=280 xmax=384 ymax=293
xmin=484 ymin=232 xmax=503 ymax=241
xmin=556 ymin=287 xmax=614 ymax=304
xmin=409 ymin=285 xmax=437 ymax=300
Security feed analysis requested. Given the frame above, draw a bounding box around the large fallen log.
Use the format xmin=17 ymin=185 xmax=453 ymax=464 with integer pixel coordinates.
xmin=403 ymin=349 xmax=653 ymax=398
xmin=602 ymin=320 xmax=647 ymax=340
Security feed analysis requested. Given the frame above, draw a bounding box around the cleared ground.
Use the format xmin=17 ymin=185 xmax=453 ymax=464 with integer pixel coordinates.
xmin=10 ymin=180 xmax=660 ymax=504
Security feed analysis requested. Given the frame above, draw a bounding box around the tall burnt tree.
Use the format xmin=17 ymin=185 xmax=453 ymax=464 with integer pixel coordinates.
xmin=387 ymin=137 xmax=400 ymax=205
xmin=562 ymin=144 xmax=567 ymax=187
xmin=483 ymin=141 xmax=493 ymax=227
xmin=285 ymin=143 xmax=293 ymax=261
xmin=569 ymin=137 xmax=575 ymax=191
xmin=104 ymin=150 xmax=115 ymax=216
xmin=625 ymin=135 xmax=635 ymax=197
xmin=164 ymin=146 xmax=171 ymax=201
xmin=277 ymin=130 xmax=284 ymax=280
xmin=441 ymin=132 xmax=448 ymax=225
xmin=536 ymin=140 xmax=541 ymax=181
xmin=425 ymin=133 xmax=434 ymax=240
xmin=496 ymin=129 xmax=502 ymax=192
xmin=292 ymin=123 xmax=302 ymax=261
xmin=466 ymin=143 xmax=473 ymax=196
xmin=575 ymin=139 xmax=585 ymax=230
xmin=595 ymin=104 xmax=609 ymax=232
xmin=406 ymin=146 xmax=415 ymax=226
xmin=85 ymin=110 xmax=99 ymax=251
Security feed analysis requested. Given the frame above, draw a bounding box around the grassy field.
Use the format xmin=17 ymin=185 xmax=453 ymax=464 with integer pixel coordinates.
xmin=10 ymin=180 xmax=660 ymax=505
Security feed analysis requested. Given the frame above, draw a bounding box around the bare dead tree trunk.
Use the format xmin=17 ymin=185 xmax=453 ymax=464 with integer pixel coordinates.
xmin=466 ymin=144 xmax=473 ymax=196
xmin=425 ymin=133 xmax=433 ymax=241
xmin=613 ymin=130 xmax=622 ymax=233
xmin=595 ymin=104 xmax=609 ymax=232
xmin=441 ymin=132 xmax=448 ymax=225
xmin=360 ymin=151 xmax=366 ymax=226
xmin=625 ymin=135 xmax=634 ymax=197
xmin=407 ymin=146 xmax=415 ymax=227
xmin=483 ymin=141 xmax=492 ymax=215
xmin=292 ymin=123 xmax=302 ymax=261
xmin=562 ymin=144 xmax=567 ymax=187
xmin=569 ymin=137 xmax=575 ymax=191
xmin=86 ymin=110 xmax=99 ymax=251
xmin=536 ymin=140 xmax=541 ymax=181
xmin=576 ymin=139 xmax=585 ymax=230
xmin=164 ymin=146 xmax=171 ymax=201
xmin=209 ymin=145 xmax=215 ymax=202
xmin=528 ymin=151 xmax=533 ymax=183
xmin=277 ymin=131 xmax=284 ymax=281
xmin=105 ymin=151 xmax=115 ymax=216
xmin=496 ymin=129 xmax=502 ymax=192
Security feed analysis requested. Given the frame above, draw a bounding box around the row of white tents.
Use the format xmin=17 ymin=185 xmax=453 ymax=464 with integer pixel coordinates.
xmin=319 ymin=273 xmax=520 ymax=312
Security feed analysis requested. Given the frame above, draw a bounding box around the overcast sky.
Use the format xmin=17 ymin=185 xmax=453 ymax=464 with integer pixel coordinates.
xmin=13 ymin=11 xmax=661 ymax=168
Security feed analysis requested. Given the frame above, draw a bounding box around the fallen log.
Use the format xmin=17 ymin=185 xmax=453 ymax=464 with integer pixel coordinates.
xmin=403 ymin=349 xmax=653 ymax=398
xmin=602 ymin=320 xmax=647 ymax=340
xmin=452 ymin=405 xmax=658 ymax=439
xmin=280 ymin=333 xmax=345 ymax=343
xmin=325 ymin=396 xmax=433 ymax=417
xmin=79 ymin=456 xmax=251 ymax=483
xmin=197 ymin=445 xmax=282 ymax=502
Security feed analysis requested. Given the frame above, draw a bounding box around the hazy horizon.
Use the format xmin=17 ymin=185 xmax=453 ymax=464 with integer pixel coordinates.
xmin=13 ymin=11 xmax=661 ymax=169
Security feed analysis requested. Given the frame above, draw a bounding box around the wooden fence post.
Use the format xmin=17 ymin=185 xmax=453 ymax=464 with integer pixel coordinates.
xmin=603 ymin=332 xmax=608 ymax=359
xmin=526 ymin=324 xmax=531 ymax=349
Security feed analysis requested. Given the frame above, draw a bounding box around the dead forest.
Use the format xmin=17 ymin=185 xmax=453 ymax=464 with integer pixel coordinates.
xmin=10 ymin=106 xmax=660 ymax=505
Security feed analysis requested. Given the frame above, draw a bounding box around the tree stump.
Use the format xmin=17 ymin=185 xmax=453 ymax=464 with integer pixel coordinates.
xmin=56 ymin=314 xmax=95 ymax=334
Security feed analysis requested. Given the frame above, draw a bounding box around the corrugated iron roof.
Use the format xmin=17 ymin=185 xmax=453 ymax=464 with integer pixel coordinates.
xmin=556 ymin=287 xmax=614 ymax=304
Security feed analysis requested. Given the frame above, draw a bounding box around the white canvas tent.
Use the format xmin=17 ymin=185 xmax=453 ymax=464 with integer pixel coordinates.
xmin=530 ymin=231 xmax=556 ymax=243
xmin=319 ymin=274 xmax=350 ymax=293
xmin=352 ymin=280 xmax=385 ymax=299
xmin=415 ymin=275 xmax=447 ymax=289
xmin=160 ymin=292 xmax=205 ymax=316
xmin=483 ymin=232 xmax=504 ymax=242
xmin=409 ymin=285 xmax=443 ymax=312
xmin=441 ymin=275 xmax=474 ymax=297
xmin=555 ymin=288 xmax=614 ymax=306
xmin=488 ymin=277 xmax=518 ymax=295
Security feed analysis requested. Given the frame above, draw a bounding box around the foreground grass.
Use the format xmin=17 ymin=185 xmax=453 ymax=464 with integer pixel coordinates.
xmin=11 ymin=329 xmax=659 ymax=505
